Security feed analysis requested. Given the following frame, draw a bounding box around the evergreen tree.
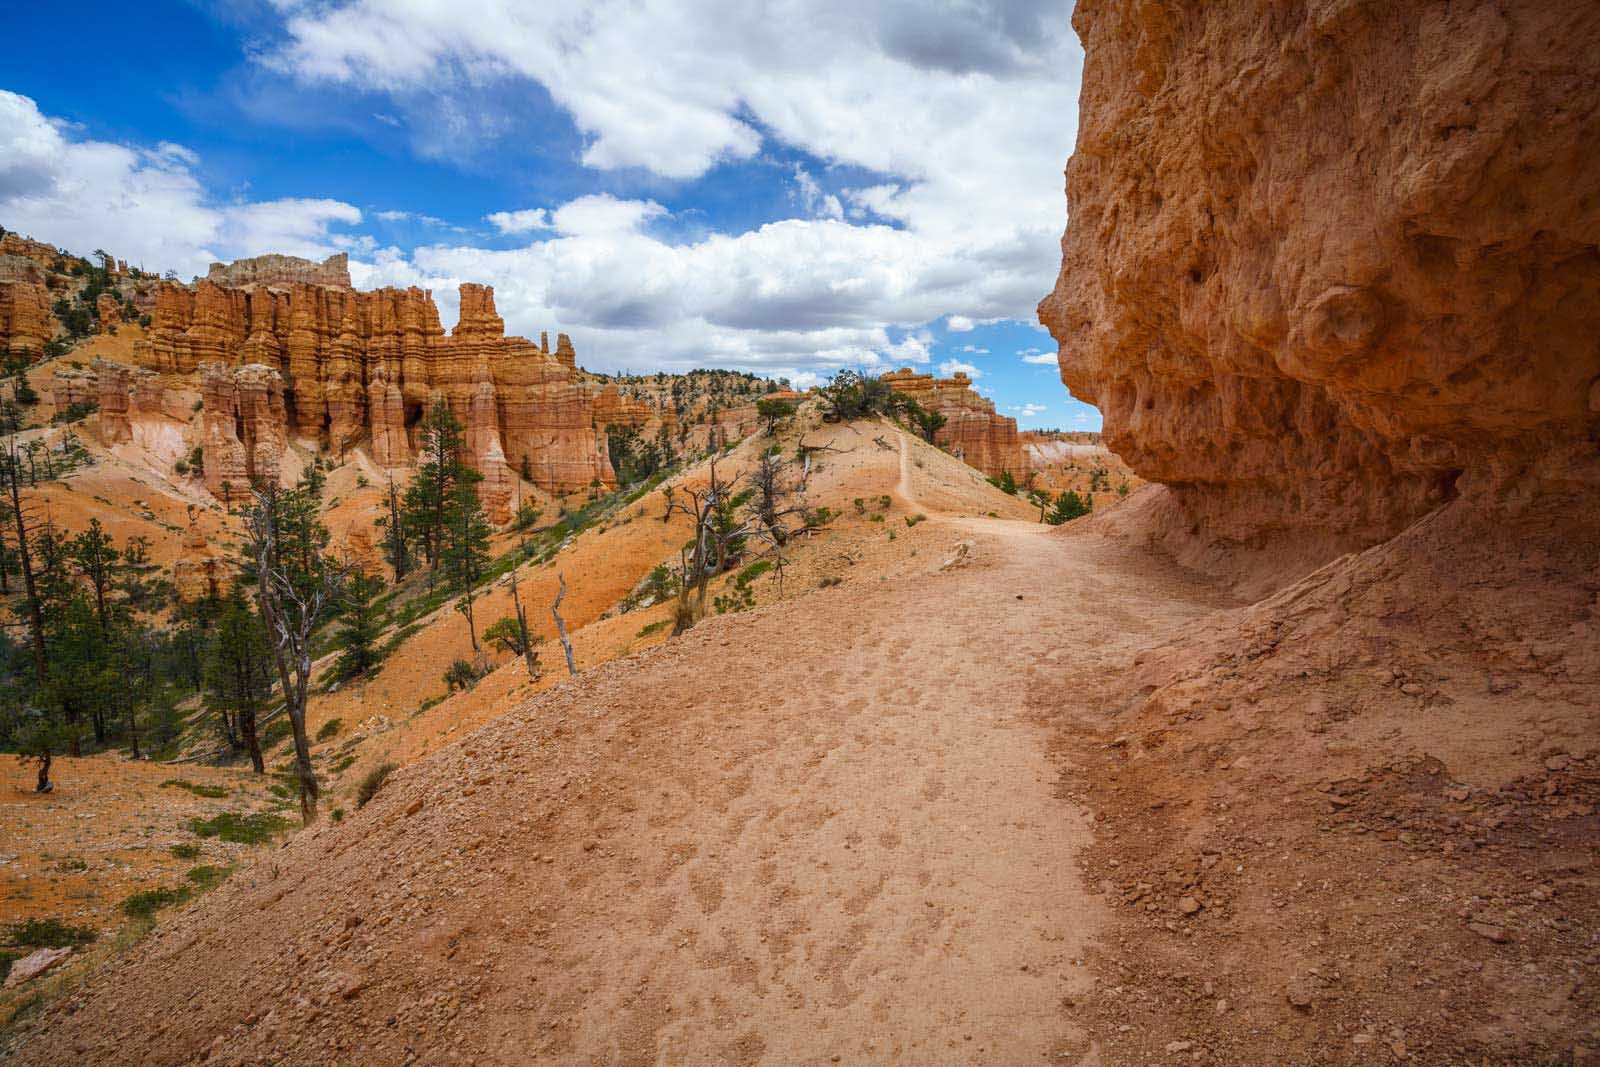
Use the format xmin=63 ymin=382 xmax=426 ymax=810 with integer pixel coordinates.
xmin=443 ymin=476 xmax=492 ymax=656
xmin=333 ymin=572 xmax=386 ymax=681
xmin=204 ymin=590 xmax=275 ymax=773
xmin=69 ymin=518 xmax=118 ymax=631
xmin=1047 ymin=490 xmax=1092 ymax=525
xmin=402 ymin=399 xmax=467 ymax=571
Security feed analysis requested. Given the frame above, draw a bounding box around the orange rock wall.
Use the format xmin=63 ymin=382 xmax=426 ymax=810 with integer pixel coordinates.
xmin=883 ymin=368 xmax=1023 ymax=478
xmin=0 ymin=274 xmax=53 ymax=358
xmin=1039 ymin=0 xmax=1600 ymax=544
xmin=134 ymin=272 xmax=616 ymax=517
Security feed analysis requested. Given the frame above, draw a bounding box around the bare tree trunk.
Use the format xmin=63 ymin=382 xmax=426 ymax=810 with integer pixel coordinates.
xmin=509 ymin=570 xmax=539 ymax=680
xmin=552 ymin=574 xmax=576 ymax=676
xmin=35 ymin=750 xmax=52 ymax=793
xmin=240 ymin=707 xmax=264 ymax=774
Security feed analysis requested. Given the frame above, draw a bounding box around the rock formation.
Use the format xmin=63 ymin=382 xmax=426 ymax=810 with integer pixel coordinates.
xmin=882 ymin=368 xmax=1023 ymax=478
xmin=199 ymin=363 xmax=288 ymax=504
xmin=203 ymin=252 xmax=352 ymax=290
xmin=0 ymin=254 xmax=54 ymax=358
xmin=49 ymin=364 xmax=97 ymax=410
xmin=132 ymin=256 xmax=618 ymax=518
xmin=95 ymin=291 xmax=122 ymax=328
xmin=1039 ymin=0 xmax=1600 ymax=548
xmin=172 ymin=523 xmax=230 ymax=603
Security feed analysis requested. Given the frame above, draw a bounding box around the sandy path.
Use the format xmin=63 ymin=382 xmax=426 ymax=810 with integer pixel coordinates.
xmin=11 ymin=512 xmax=1222 ymax=1066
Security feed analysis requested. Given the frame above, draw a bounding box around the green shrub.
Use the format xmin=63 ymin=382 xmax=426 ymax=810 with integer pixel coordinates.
xmin=185 ymin=865 xmax=230 ymax=889
xmin=636 ymin=619 xmax=669 ymax=638
xmin=331 ymin=808 xmax=345 ymax=823
xmin=160 ymin=779 xmax=229 ymax=799
xmin=187 ymin=811 xmax=292 ymax=845
xmin=356 ymin=762 xmax=398 ymax=808
xmin=444 ymin=659 xmax=481 ymax=692
xmin=168 ymin=843 xmax=201 ymax=860
xmin=121 ymin=885 xmax=189 ymax=919
xmin=6 ymin=918 xmax=96 ymax=949
xmin=316 ymin=718 xmax=342 ymax=742
xmin=904 ymin=513 xmax=926 ymax=527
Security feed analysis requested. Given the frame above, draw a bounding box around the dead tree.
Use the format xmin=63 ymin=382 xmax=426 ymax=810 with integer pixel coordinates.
xmin=661 ymin=454 xmax=809 ymax=635
xmin=551 ymin=574 xmax=576 ymax=676
xmin=246 ymin=483 xmax=347 ymax=824
xmin=506 ymin=564 xmax=542 ymax=680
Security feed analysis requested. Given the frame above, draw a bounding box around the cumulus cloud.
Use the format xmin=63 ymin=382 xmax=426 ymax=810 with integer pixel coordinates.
xmin=259 ymin=0 xmax=1081 ymax=330
xmin=1020 ymin=347 xmax=1058 ymax=364
xmin=938 ymin=358 xmax=982 ymax=379
xmin=484 ymin=207 xmax=551 ymax=234
xmin=1010 ymin=401 xmax=1048 ymax=416
xmin=3 ymin=0 xmax=1089 ymax=381
xmin=0 ymin=90 xmax=362 ymax=277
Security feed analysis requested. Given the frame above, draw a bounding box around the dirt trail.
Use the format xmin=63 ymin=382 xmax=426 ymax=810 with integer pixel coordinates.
xmin=9 ymin=504 xmax=1225 ymax=1065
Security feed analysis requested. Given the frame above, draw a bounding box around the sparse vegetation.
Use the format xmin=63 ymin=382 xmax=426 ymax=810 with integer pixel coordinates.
xmin=160 ymin=779 xmax=229 ymax=799
xmin=187 ymin=811 xmax=292 ymax=845
xmin=356 ymin=762 xmax=397 ymax=807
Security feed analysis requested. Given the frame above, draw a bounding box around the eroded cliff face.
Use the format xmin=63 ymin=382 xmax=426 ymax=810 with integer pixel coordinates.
xmin=132 ymin=255 xmax=616 ymax=518
xmin=883 ymin=368 xmax=1024 ymax=479
xmin=0 ymin=254 xmax=54 ymax=358
xmin=1040 ymin=0 xmax=1600 ymax=549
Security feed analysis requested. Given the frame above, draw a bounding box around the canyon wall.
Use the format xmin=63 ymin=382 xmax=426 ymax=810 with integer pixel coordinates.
xmin=132 ymin=256 xmax=616 ymax=518
xmin=1039 ymin=0 xmax=1600 ymax=549
xmin=0 ymin=254 xmax=53 ymax=358
xmin=883 ymin=368 xmax=1024 ymax=478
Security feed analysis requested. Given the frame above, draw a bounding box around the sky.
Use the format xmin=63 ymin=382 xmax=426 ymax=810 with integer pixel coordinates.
xmin=0 ymin=0 xmax=1099 ymax=431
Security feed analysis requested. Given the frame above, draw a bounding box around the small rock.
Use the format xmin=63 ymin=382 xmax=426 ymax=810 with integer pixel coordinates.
xmin=1467 ymin=921 xmax=1508 ymax=943
xmin=404 ymin=797 xmax=424 ymax=817
xmin=1166 ymin=1040 xmax=1193 ymax=1054
xmin=1176 ymin=895 xmax=1202 ymax=916
xmin=1286 ymin=977 xmax=1315 ymax=1010
xmin=1400 ymin=683 xmax=1425 ymax=696
xmin=1545 ymin=753 xmax=1571 ymax=772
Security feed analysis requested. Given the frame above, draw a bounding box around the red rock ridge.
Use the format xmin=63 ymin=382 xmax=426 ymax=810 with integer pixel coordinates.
xmin=882 ymin=367 xmax=1024 ymax=479
xmin=1039 ymin=0 xmax=1600 ymax=552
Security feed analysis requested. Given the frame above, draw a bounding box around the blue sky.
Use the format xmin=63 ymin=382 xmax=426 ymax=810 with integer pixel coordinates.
xmin=0 ymin=0 xmax=1100 ymax=431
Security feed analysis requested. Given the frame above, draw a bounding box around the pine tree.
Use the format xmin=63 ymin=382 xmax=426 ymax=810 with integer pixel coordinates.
xmin=402 ymin=399 xmax=468 ymax=571
xmin=205 ymin=590 xmax=275 ymax=772
xmin=334 ymin=572 xmax=386 ymax=681
xmin=443 ymin=475 xmax=492 ymax=656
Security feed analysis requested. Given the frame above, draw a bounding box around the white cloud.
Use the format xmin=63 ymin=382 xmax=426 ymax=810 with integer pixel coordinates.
xmin=484 ymin=207 xmax=551 ymax=234
xmin=550 ymin=194 xmax=665 ymax=236
xmin=1010 ymin=402 xmax=1048 ymax=416
xmin=938 ymin=358 xmax=981 ymax=379
xmin=1 ymin=0 xmax=1091 ymax=383
xmin=1021 ymin=348 xmax=1058 ymax=364
xmin=0 ymin=90 xmax=362 ymax=278
xmin=960 ymin=344 xmax=989 ymax=354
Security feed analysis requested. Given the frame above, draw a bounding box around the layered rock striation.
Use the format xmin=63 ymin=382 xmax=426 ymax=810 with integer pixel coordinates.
xmin=883 ymin=368 xmax=1024 ymax=479
xmin=1040 ymin=0 xmax=1600 ymax=548
xmin=200 ymin=363 xmax=289 ymax=504
xmin=0 ymin=254 xmax=54 ymax=358
xmin=132 ymin=255 xmax=615 ymax=518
